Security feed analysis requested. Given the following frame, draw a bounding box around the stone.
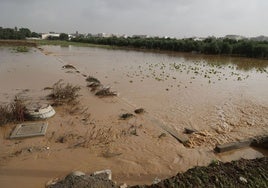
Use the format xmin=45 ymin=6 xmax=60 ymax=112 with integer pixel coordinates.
xmin=93 ymin=169 xmax=112 ymax=180
xmin=239 ymin=176 xmax=247 ymax=183
xmin=70 ymin=171 xmax=85 ymax=177
xmin=152 ymin=177 xmax=161 ymax=184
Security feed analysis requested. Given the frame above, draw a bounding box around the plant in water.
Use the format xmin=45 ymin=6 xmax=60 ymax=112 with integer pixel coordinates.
xmin=0 ymin=96 xmax=27 ymax=126
xmin=48 ymin=80 xmax=81 ymax=106
xmin=13 ymin=46 xmax=29 ymax=53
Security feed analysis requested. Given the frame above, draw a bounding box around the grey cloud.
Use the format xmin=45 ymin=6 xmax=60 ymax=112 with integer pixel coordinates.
xmin=0 ymin=0 xmax=267 ymax=37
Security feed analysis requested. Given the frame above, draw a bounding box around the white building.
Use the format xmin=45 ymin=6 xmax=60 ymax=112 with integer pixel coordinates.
xmin=41 ymin=33 xmax=60 ymax=39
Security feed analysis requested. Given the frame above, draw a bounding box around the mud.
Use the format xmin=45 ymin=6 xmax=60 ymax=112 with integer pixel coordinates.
xmin=0 ymin=45 xmax=267 ymax=187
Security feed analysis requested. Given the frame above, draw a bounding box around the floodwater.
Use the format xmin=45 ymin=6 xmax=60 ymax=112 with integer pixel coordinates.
xmin=41 ymin=45 xmax=268 ymax=135
xmin=0 ymin=45 xmax=268 ymax=187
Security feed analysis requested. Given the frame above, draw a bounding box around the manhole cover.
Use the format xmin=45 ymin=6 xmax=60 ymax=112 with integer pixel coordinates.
xmin=10 ymin=122 xmax=48 ymax=139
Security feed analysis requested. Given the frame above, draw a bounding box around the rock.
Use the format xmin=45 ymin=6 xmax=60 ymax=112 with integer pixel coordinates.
xmin=134 ymin=108 xmax=145 ymax=114
xmin=120 ymin=113 xmax=134 ymax=120
xmin=70 ymin=171 xmax=86 ymax=177
xmin=62 ymin=64 xmax=77 ymax=70
xmin=120 ymin=183 xmax=128 ymax=188
xmin=184 ymin=128 xmax=197 ymax=134
xmin=239 ymin=176 xmax=247 ymax=183
xmin=152 ymin=177 xmax=161 ymax=184
xmin=93 ymin=169 xmax=112 ymax=180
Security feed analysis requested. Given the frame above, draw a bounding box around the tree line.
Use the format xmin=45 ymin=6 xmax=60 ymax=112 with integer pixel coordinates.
xmin=0 ymin=27 xmax=68 ymax=40
xmin=72 ymin=36 xmax=268 ymax=59
xmin=0 ymin=27 xmax=40 ymax=39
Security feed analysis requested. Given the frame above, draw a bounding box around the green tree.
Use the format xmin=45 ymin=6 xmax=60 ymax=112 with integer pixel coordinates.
xmin=19 ymin=28 xmax=31 ymax=38
xmin=59 ymin=33 xmax=69 ymax=40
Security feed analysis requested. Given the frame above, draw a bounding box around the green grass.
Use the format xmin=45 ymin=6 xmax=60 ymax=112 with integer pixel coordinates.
xmin=34 ymin=40 xmax=117 ymax=49
xmin=13 ymin=46 xmax=29 ymax=52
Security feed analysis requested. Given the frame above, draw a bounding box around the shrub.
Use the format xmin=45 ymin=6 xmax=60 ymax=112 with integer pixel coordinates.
xmin=48 ymin=80 xmax=80 ymax=105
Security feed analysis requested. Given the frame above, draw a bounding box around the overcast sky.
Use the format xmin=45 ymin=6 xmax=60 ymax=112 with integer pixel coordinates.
xmin=0 ymin=0 xmax=267 ymax=38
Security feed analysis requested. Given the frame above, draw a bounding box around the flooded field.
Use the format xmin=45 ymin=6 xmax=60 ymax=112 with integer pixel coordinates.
xmin=0 ymin=45 xmax=267 ymax=187
xmin=43 ymin=45 xmax=268 ymax=138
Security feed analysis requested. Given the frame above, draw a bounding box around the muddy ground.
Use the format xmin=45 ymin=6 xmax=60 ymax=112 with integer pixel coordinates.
xmin=48 ymin=157 xmax=268 ymax=188
xmin=131 ymin=157 xmax=268 ymax=188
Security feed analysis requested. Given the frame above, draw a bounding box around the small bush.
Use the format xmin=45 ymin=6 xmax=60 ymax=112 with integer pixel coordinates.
xmin=13 ymin=46 xmax=29 ymax=53
xmin=95 ymin=88 xmax=117 ymax=97
xmin=48 ymin=80 xmax=80 ymax=105
xmin=0 ymin=97 xmax=27 ymax=126
xmin=86 ymin=76 xmax=100 ymax=83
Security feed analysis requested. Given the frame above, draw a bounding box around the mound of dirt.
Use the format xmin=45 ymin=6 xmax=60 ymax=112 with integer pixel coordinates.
xmin=47 ymin=171 xmax=118 ymax=188
xmin=131 ymin=157 xmax=268 ymax=188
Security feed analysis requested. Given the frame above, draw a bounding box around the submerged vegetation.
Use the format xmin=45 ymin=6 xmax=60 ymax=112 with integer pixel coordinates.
xmin=72 ymin=36 xmax=268 ymax=59
xmin=13 ymin=46 xmax=29 ymax=52
xmin=0 ymin=97 xmax=27 ymax=126
xmin=48 ymin=80 xmax=81 ymax=106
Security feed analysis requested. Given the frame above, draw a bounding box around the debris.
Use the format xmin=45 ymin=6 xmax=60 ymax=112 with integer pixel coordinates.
xmin=44 ymin=87 xmax=53 ymax=90
xmin=0 ymin=96 xmax=27 ymax=126
xmin=158 ymin=133 xmax=166 ymax=139
xmin=120 ymin=113 xmax=134 ymax=120
xmin=93 ymin=169 xmax=112 ymax=180
xmin=10 ymin=122 xmax=48 ymax=139
xmin=26 ymin=104 xmax=55 ymax=120
xmin=102 ymin=151 xmax=122 ymax=158
xmin=87 ymin=82 xmax=101 ymax=91
xmin=120 ymin=183 xmax=128 ymax=188
xmin=152 ymin=177 xmax=161 ymax=184
xmin=62 ymin=64 xmax=77 ymax=70
xmin=239 ymin=176 xmax=248 ymax=183
xmin=184 ymin=128 xmax=197 ymax=134
xmin=48 ymin=80 xmax=80 ymax=105
xmin=70 ymin=171 xmax=85 ymax=177
xmin=86 ymin=75 xmax=117 ymax=97
xmin=95 ymin=87 xmax=117 ymax=97
xmin=214 ymin=139 xmax=252 ymax=153
xmin=86 ymin=76 xmax=100 ymax=83
xmin=46 ymin=170 xmax=118 ymax=188
xmin=134 ymin=108 xmax=145 ymax=114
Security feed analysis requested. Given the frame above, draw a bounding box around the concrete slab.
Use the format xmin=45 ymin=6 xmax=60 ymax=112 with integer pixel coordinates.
xmin=10 ymin=122 xmax=48 ymax=139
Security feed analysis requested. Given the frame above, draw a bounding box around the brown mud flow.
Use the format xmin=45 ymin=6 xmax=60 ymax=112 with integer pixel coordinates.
xmin=0 ymin=45 xmax=267 ymax=187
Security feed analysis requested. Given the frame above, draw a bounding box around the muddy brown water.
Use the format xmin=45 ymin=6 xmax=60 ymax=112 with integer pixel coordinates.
xmin=37 ymin=45 xmax=268 ymax=131
xmin=0 ymin=45 xmax=268 ymax=187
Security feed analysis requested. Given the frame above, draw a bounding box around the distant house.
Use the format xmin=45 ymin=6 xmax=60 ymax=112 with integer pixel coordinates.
xmin=250 ymin=35 xmax=268 ymax=42
xmin=95 ymin=33 xmax=113 ymax=38
xmin=41 ymin=32 xmax=60 ymax=39
xmin=224 ymin=35 xmax=246 ymax=41
xmin=193 ymin=37 xmax=205 ymax=41
xmin=132 ymin=35 xmax=149 ymax=39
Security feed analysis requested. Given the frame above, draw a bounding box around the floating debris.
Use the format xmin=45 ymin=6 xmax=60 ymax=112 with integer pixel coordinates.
xmin=26 ymin=103 xmax=55 ymax=120
xmin=120 ymin=113 xmax=134 ymax=120
xmin=62 ymin=64 xmax=77 ymax=70
xmin=95 ymin=87 xmax=117 ymax=97
xmin=134 ymin=108 xmax=145 ymax=114
xmin=86 ymin=76 xmax=117 ymax=97
xmin=86 ymin=76 xmax=100 ymax=83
